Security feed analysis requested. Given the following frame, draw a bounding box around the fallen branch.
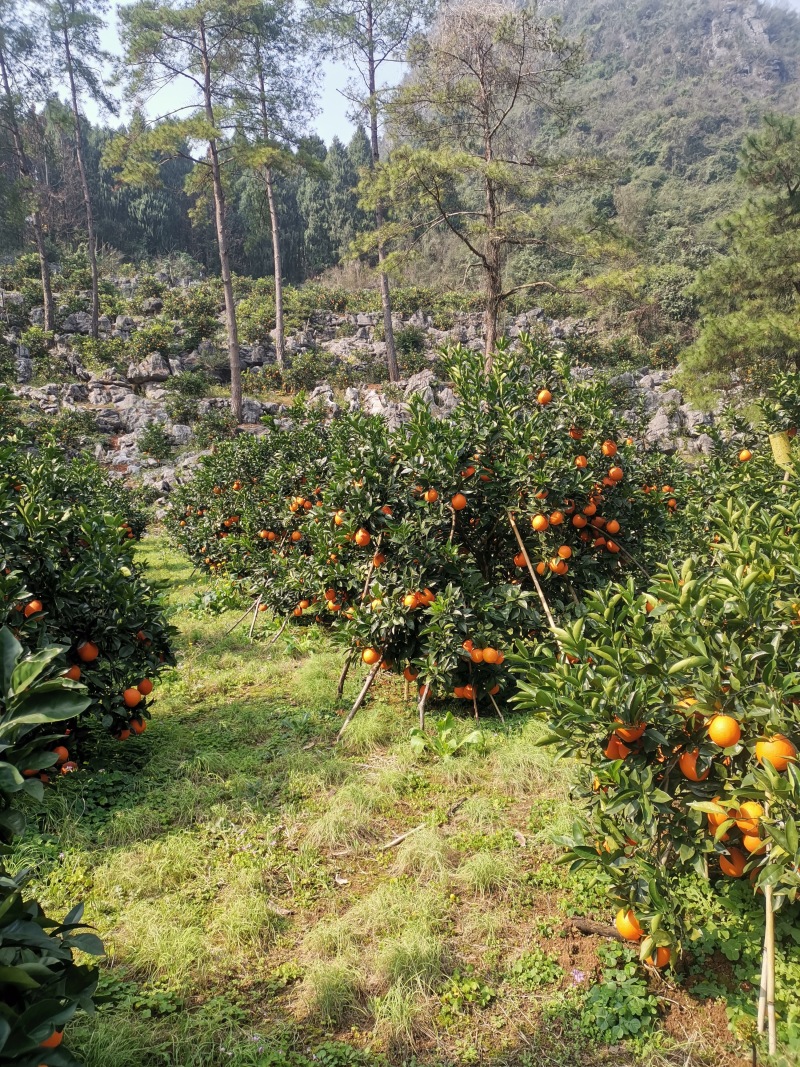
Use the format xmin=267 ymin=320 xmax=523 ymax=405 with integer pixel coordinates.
xmin=380 ymin=825 xmax=425 ymax=851
xmin=568 ymin=918 xmax=624 ymax=941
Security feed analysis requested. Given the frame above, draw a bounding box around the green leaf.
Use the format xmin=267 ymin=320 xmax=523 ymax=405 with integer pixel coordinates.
xmin=0 ymin=627 xmax=22 ymax=694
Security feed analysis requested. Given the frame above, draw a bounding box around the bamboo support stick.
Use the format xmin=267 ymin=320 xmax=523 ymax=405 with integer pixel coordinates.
xmin=263 ymin=615 xmax=289 ymax=651
xmin=418 ymin=682 xmax=430 ymax=730
xmin=488 ymin=691 xmax=505 ymax=724
xmin=221 ymin=597 xmax=260 ymax=639
xmin=765 ymin=883 xmax=777 ymax=1054
xmin=248 ymin=596 xmax=262 ymax=640
xmin=757 ymin=949 xmax=768 ymax=1036
xmin=336 ymin=649 xmax=356 ymax=700
xmin=507 ymin=511 xmax=559 ymax=632
xmin=336 ymin=656 xmax=384 ymax=742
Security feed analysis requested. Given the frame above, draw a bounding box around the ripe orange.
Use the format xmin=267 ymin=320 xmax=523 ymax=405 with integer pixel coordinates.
xmin=537 ymin=389 xmax=552 ymax=405
xmin=117 ymin=728 xmax=131 ymax=742
xmin=513 ymin=551 xmax=526 ymax=567
xmin=462 ymin=638 xmax=474 ymax=652
xmin=742 ymin=833 xmax=767 ymax=855
xmin=679 ymin=749 xmax=709 ymax=781
xmin=403 ymin=593 xmax=419 ymax=609
xmin=646 ymin=946 xmax=671 ymax=968
xmin=77 ymin=640 xmax=99 ymax=663
xmin=549 ymin=510 xmax=565 ymax=526
xmin=137 ymin=678 xmax=154 ymax=696
xmin=615 ymin=909 xmax=643 ymax=941
xmin=557 ymin=545 xmax=572 ymax=560
xmin=462 ymin=684 xmax=475 ymax=700
xmin=575 ymin=455 xmax=588 ymax=469
xmin=470 ymin=648 xmax=484 ymax=663
xmin=372 ymin=552 xmax=386 ymax=568
xmin=601 ymin=440 xmax=617 ymax=458
xmin=334 ymin=510 xmax=345 ymax=525
xmin=605 ymin=519 xmax=620 ymax=535
xmin=362 ymin=648 xmax=381 ymax=665
xmin=403 ymin=666 xmax=419 ymax=682
xmin=290 ymin=531 xmax=302 ymax=542
xmin=267 ymin=531 xmax=276 ymax=541
xmin=63 ymin=665 xmax=81 ymax=682
xmin=572 ymin=514 xmax=587 ymax=528
xmin=130 ymin=718 xmax=147 ymax=735
xmin=39 ymin=1030 xmax=63 ymax=1049
xmin=482 ymin=647 xmax=500 ymax=664
xmin=720 ymin=847 xmax=746 ymax=878
xmin=60 ymin=761 xmax=77 ymax=775
xmin=738 ymin=449 xmax=752 ymax=462
xmin=606 ymin=540 xmax=620 ymax=554
xmin=461 ymin=465 xmax=476 ymax=477
xmin=423 ymin=488 xmax=439 ymax=503
xmin=569 ymin=426 xmax=583 ymax=440
xmin=354 ymin=528 xmax=371 ymax=547
xmin=123 ymin=688 xmax=142 ymax=709
xmin=52 ymin=745 xmax=69 ymax=765
xmin=531 ymin=514 xmax=549 ymax=532
xmin=292 ymin=606 xmax=303 ymax=617
xmin=614 ymin=721 xmax=645 ymax=743
xmin=24 ymin=599 xmax=43 ymax=618
xmin=735 ymin=801 xmax=764 ymax=834
xmin=451 ymin=493 xmax=468 ymax=511
xmin=609 ymin=466 xmax=624 ymax=482
xmin=604 ymin=735 xmax=631 ymax=759
xmin=755 ymin=735 xmax=797 ymax=771
xmin=707 ymin=715 xmax=741 ymax=748
xmin=535 ymin=561 xmax=547 ymax=576
xmin=549 ymin=558 xmax=568 ymax=575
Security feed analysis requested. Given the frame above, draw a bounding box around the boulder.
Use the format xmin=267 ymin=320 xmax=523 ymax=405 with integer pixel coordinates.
xmin=167 ymin=423 xmax=193 ymax=446
xmin=62 ymin=311 xmax=93 ymax=334
xmin=344 ymin=387 xmax=360 ymax=413
xmin=115 ymin=314 xmax=136 ymax=331
xmin=127 ymin=351 xmax=172 ymax=384
xmin=14 ymin=357 xmax=33 ymax=384
xmin=28 ymin=307 xmax=44 ymax=326
xmin=141 ymin=297 xmax=164 ymax=315
xmin=62 ymin=383 xmax=89 ymax=403
xmin=680 ymin=404 xmax=713 ymax=433
xmin=240 ymin=398 xmax=265 ymax=423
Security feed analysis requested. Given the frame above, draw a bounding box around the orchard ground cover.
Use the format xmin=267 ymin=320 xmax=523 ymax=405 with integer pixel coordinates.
xmin=8 ymin=535 xmax=786 ymax=1067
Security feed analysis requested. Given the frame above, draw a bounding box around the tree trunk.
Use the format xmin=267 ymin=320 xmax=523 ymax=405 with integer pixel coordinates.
xmin=200 ymin=18 xmax=242 ymax=422
xmin=366 ymin=0 xmax=399 ymax=383
xmin=63 ymin=26 xmax=99 ymax=340
xmin=0 ymin=42 xmax=55 ymax=332
xmin=264 ymin=168 xmax=285 ymax=369
xmin=482 ymin=152 xmax=501 ymax=373
xmin=255 ymin=65 xmax=285 ymax=369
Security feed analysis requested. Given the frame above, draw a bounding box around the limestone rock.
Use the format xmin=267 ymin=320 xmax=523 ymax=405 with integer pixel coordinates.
xmin=127 ymin=351 xmax=172 ymax=384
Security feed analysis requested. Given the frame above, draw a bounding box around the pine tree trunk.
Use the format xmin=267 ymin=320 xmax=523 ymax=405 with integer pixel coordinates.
xmin=366 ymin=0 xmax=399 ymax=383
xmin=63 ymin=27 xmax=99 ymax=340
xmin=264 ymin=169 xmax=286 ymax=369
xmin=482 ymin=145 xmax=501 ymax=374
xmin=200 ymin=18 xmax=242 ymax=423
xmin=0 ymin=42 xmax=55 ymax=332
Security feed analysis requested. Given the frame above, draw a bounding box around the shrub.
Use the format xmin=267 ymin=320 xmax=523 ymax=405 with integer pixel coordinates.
xmin=165 ymin=395 xmax=199 ymax=425
xmin=126 ymin=322 xmax=177 ymax=365
xmin=163 ymin=370 xmax=211 ymax=399
xmin=34 ymin=409 xmax=100 ymax=451
xmin=138 ymin=422 xmax=174 ymax=462
xmin=0 ymin=439 xmax=176 ymax=738
xmin=73 ymin=336 xmax=128 ymax=369
xmin=282 ymin=350 xmax=334 ymax=393
xmin=161 ymin=285 xmax=221 ymax=351
xmin=192 ymin=410 xmax=238 ymax=449
xmin=19 ymin=326 xmax=54 ymax=362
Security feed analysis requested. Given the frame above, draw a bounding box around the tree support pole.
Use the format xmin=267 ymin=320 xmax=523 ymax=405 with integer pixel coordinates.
xmin=418 ymin=682 xmax=430 ymax=730
xmin=248 ymin=596 xmax=262 ymax=641
xmin=507 ymin=511 xmax=559 ymax=633
xmin=336 ymin=656 xmax=384 ymax=742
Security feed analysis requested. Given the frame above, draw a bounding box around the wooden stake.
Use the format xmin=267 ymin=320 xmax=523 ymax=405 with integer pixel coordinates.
xmin=336 ymin=649 xmax=355 ymax=700
xmin=403 ymin=677 xmax=410 ymax=702
xmin=757 ymin=949 xmax=767 ymax=1036
xmin=765 ymin=882 xmax=777 ymax=1055
xmin=248 ymin=596 xmax=262 ymax=640
xmin=507 ymin=511 xmax=559 ymax=632
xmin=418 ymin=682 xmax=430 ymax=730
xmin=263 ymin=615 xmax=289 ymax=651
xmin=336 ymin=656 xmax=383 ymax=742
xmin=488 ymin=691 xmax=505 ymax=724
xmin=221 ymin=597 xmax=260 ymax=639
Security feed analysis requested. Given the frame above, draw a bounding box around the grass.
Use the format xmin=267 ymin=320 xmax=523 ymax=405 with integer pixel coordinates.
xmin=12 ymin=533 xmax=746 ymax=1066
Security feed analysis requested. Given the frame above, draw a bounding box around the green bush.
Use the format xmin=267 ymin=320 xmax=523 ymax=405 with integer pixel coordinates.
xmin=73 ymin=336 xmax=128 ymax=369
xmin=165 ymin=395 xmax=199 ymax=425
xmin=138 ymin=422 xmax=174 ymax=462
xmin=283 ymin=350 xmax=333 ymax=393
xmin=193 ymin=409 xmax=238 ymax=449
xmin=161 ymin=284 xmax=221 ymax=351
xmin=20 ymin=327 xmax=55 ymax=362
xmin=126 ymin=322 xmax=177 ymax=365
xmin=163 ymin=370 xmax=211 ymax=399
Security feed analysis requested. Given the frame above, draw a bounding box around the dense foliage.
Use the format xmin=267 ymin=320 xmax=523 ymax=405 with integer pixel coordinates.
xmin=168 ymin=339 xmax=685 ymax=706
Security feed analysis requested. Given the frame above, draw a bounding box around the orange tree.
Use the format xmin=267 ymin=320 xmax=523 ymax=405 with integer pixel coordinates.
xmin=1 ymin=622 xmax=104 ymax=1064
xmin=169 ymin=338 xmax=685 ymax=707
xmin=512 ymin=474 xmax=800 ymax=982
xmin=0 ymin=439 xmax=176 ymax=746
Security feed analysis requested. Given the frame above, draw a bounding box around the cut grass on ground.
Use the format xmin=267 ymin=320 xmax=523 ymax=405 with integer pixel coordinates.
xmin=14 ymin=533 xmax=747 ymax=1067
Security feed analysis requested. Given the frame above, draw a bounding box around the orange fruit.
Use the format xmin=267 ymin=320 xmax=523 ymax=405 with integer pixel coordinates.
xmin=130 ymin=718 xmax=147 ymax=735
xmin=531 ymin=514 xmax=549 ymax=532
xmin=549 ymin=510 xmax=565 ymax=526
xmin=60 ymin=761 xmax=77 ymax=774
xmin=606 ymin=540 xmax=620 ymax=554
xmin=537 ymin=389 xmax=552 ymax=405
xmin=742 ymin=833 xmax=767 ymax=855
xmin=572 ymin=514 xmax=587 ymax=528
xmin=334 ymin=510 xmax=345 ymax=525
xmin=63 ymin=665 xmax=81 ymax=682
xmin=52 ymin=746 xmax=69 ymax=765
xmin=39 ymin=1031 xmax=63 ymax=1049
xmin=557 ymin=545 xmax=572 ymax=560
xmin=609 ymin=466 xmax=624 ymax=482
xmin=738 ymin=449 xmax=752 ymax=462
xmin=462 ymin=639 xmax=474 ymax=652
xmin=403 ymin=593 xmax=419 ymax=609
xmin=77 ymin=640 xmax=99 ymax=663
xmin=575 ymin=455 xmax=588 ymax=469
xmin=569 ymin=426 xmax=583 ymax=440
xmin=137 ymin=678 xmax=154 ymax=696
xmin=755 ymin=735 xmax=797 ymax=772
xmin=117 ymin=728 xmax=131 ymax=742
xmin=513 ymin=551 xmax=526 ymax=568
xmin=535 ymin=561 xmax=547 ymax=575
xmin=601 ymin=440 xmax=617 ymax=458
xmin=604 ymin=735 xmax=631 ymax=759
xmin=292 ymin=606 xmax=303 ymax=617
xmin=403 ymin=666 xmax=418 ymax=682
xmin=678 ymin=749 xmax=709 ymax=782
xmin=707 ymin=715 xmax=741 ymax=748
xmin=582 ymin=502 xmax=597 ymax=517
xmin=362 ymin=648 xmax=381 ymax=665
xmin=482 ymin=647 xmax=500 ymax=664
xmin=372 ymin=552 xmax=386 ymax=567
xmin=24 ymin=599 xmax=43 ymax=618
xmin=423 ymin=488 xmax=439 ymax=503
xmin=646 ymin=946 xmax=671 ymax=968
xmin=451 ymin=493 xmax=467 ymax=511
xmin=720 ymin=847 xmax=746 ymax=878
xmin=123 ymin=688 xmax=142 ymax=709
xmin=470 ymin=648 xmax=484 ymax=663
xmin=461 ymin=465 xmax=476 ymax=477
xmin=549 ymin=558 xmax=568 ymax=575
xmin=615 ymin=909 xmax=643 ymax=941
xmin=735 ymin=802 xmax=764 ymax=834
xmin=605 ymin=519 xmax=620 ymax=535
xmin=354 ymin=528 xmax=371 ymax=547
xmin=614 ymin=721 xmax=645 ymax=743
xmin=290 ymin=531 xmax=302 ymax=542
xmin=462 ymin=684 xmax=475 ymax=700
